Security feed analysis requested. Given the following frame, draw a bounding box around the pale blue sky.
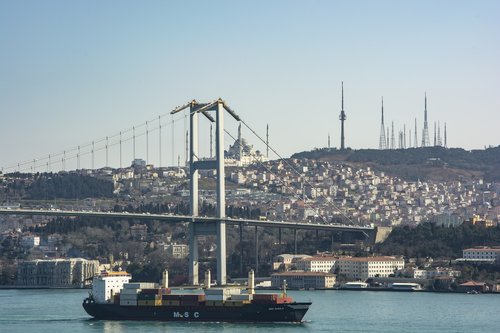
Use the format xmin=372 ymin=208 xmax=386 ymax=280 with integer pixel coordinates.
xmin=1 ymin=1 xmax=499 ymax=172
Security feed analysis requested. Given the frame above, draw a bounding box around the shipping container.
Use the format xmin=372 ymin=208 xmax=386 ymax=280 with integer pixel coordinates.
xmin=224 ymin=300 xmax=244 ymax=307
xmin=161 ymin=300 xmax=180 ymax=306
xmin=204 ymin=288 xmax=241 ymax=296
xmin=137 ymin=294 xmax=156 ymax=301
xmin=140 ymin=288 xmax=161 ymax=295
xmin=205 ymin=300 xmax=225 ymax=307
xmin=120 ymin=288 xmax=141 ymax=295
xmin=162 ymin=294 xmax=182 ymax=301
xmin=253 ymin=293 xmax=278 ymax=301
xmin=181 ymin=294 xmax=205 ymax=302
xmin=124 ymin=282 xmax=157 ymax=289
xmin=230 ymin=294 xmax=253 ymax=301
xmin=119 ymin=294 xmax=138 ymax=301
xmin=119 ymin=299 xmax=137 ymax=306
xmin=205 ymin=295 xmax=229 ymax=301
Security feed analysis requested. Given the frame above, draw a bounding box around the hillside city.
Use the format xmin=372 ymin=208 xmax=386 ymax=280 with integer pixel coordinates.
xmin=1 ymin=139 xmax=500 ymax=293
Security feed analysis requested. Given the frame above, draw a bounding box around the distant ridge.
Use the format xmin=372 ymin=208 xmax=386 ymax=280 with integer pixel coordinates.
xmin=291 ymin=146 xmax=500 ymax=182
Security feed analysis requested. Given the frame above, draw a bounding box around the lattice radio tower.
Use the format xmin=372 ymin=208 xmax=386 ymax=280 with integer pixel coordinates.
xmin=421 ymin=93 xmax=431 ymax=147
xmin=378 ymin=97 xmax=387 ymax=149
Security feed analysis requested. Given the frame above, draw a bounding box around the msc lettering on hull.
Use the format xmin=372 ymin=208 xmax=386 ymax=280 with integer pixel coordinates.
xmin=173 ymin=311 xmax=200 ymax=319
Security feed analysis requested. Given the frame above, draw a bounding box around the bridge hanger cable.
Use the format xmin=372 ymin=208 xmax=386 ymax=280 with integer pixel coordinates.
xmin=237 ymin=118 xmax=356 ymax=226
xmin=2 ymin=113 xmax=187 ymax=173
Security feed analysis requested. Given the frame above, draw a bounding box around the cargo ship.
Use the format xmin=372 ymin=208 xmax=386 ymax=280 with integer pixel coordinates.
xmin=82 ymin=269 xmax=311 ymax=322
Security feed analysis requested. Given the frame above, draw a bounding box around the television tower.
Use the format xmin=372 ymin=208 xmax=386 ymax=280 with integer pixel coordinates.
xmin=339 ymin=82 xmax=346 ymax=150
xmin=444 ymin=122 xmax=447 ymax=148
xmin=421 ymin=93 xmax=430 ymax=147
xmin=390 ymin=121 xmax=395 ymax=149
xmin=378 ymin=97 xmax=386 ymax=149
xmin=414 ymin=118 xmax=418 ymax=148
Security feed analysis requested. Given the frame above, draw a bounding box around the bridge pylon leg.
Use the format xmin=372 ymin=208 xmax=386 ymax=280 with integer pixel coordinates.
xmin=294 ymin=229 xmax=298 ymax=254
xmin=188 ymin=223 xmax=199 ymax=285
xmin=239 ymin=223 xmax=243 ymax=275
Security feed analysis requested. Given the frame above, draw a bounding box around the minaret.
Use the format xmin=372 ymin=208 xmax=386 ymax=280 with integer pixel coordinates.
xmin=328 ymin=133 xmax=331 ymax=148
xmin=409 ymin=129 xmax=412 ymax=148
xmin=421 ymin=93 xmax=430 ymax=147
xmin=266 ymin=124 xmax=269 ymax=158
xmin=339 ymin=82 xmax=346 ymax=150
xmin=379 ymin=97 xmax=386 ymax=150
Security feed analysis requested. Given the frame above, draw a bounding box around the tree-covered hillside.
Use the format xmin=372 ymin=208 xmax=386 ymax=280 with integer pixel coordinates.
xmin=5 ymin=173 xmax=114 ymax=199
xmin=376 ymin=222 xmax=500 ymax=259
xmin=291 ymin=146 xmax=500 ymax=181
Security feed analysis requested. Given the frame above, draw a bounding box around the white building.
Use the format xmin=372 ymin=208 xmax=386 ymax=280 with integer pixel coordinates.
xmin=224 ymin=124 xmax=268 ymax=167
xmin=335 ymin=256 xmax=404 ymax=281
xmin=165 ymin=243 xmax=189 ymax=259
xmin=462 ymin=247 xmax=500 ymax=262
xmin=17 ymin=258 xmax=99 ymax=287
xmin=295 ymin=256 xmax=337 ymax=273
xmin=273 ymin=254 xmax=311 ymax=270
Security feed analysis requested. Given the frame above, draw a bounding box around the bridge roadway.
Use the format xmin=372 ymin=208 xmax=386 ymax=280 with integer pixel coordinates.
xmin=0 ymin=208 xmax=374 ymax=233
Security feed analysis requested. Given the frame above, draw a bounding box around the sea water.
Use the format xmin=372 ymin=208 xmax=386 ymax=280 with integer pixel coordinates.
xmin=1 ymin=289 xmax=499 ymax=333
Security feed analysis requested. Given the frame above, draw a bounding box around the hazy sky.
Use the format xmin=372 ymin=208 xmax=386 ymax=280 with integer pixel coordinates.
xmin=1 ymin=0 xmax=499 ymax=172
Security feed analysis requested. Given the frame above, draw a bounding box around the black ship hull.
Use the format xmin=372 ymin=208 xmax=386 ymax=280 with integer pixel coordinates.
xmin=83 ymin=298 xmax=310 ymax=323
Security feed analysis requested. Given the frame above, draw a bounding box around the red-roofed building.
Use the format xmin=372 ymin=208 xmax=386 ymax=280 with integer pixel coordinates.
xmin=335 ymin=256 xmax=404 ymax=281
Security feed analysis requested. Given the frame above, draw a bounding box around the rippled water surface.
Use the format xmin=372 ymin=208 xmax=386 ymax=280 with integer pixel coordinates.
xmin=1 ymin=289 xmax=499 ymax=333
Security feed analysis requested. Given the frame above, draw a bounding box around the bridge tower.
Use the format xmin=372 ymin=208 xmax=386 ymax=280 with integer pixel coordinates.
xmin=171 ymin=99 xmax=239 ymax=286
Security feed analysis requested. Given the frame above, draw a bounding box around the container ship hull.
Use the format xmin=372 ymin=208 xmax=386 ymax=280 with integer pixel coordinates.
xmin=83 ymin=298 xmax=311 ymax=323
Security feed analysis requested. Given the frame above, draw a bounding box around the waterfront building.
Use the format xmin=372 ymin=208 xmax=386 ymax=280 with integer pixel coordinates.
xmin=462 ymin=247 xmax=500 ymax=262
xmin=295 ymin=256 xmax=338 ymax=273
xmin=271 ymin=271 xmax=336 ymax=289
xmin=272 ymin=254 xmax=311 ymax=271
xmin=335 ymin=256 xmax=404 ymax=281
xmin=17 ymin=258 xmax=100 ymax=287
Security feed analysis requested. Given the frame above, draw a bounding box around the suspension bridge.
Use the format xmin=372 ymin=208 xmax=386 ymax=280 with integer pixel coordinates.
xmin=0 ymin=98 xmax=377 ymax=285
